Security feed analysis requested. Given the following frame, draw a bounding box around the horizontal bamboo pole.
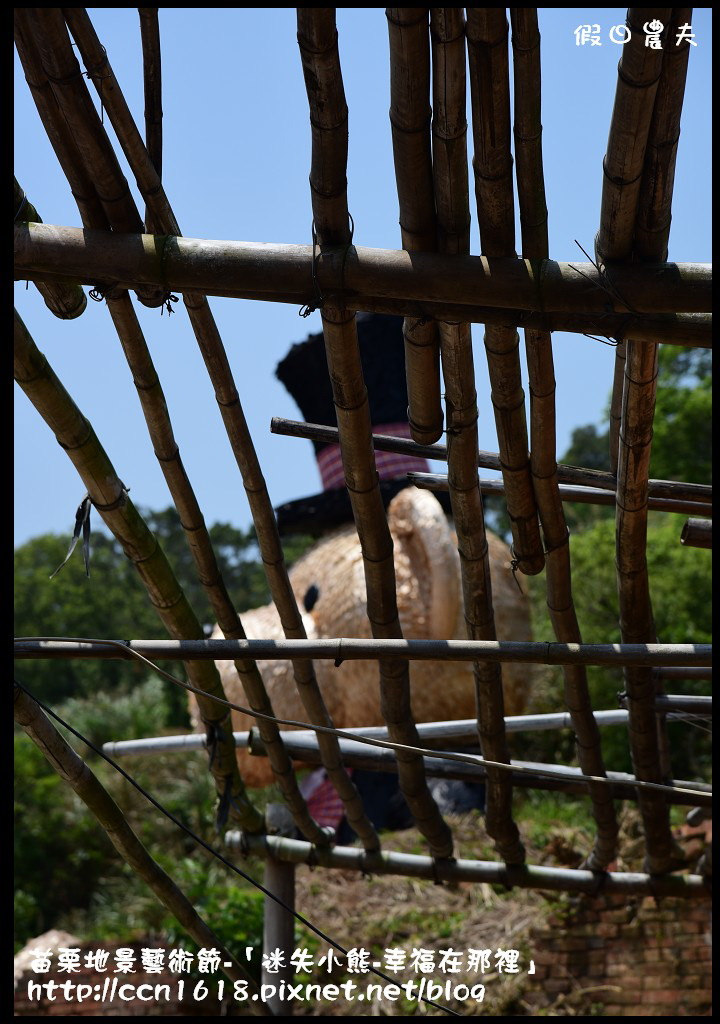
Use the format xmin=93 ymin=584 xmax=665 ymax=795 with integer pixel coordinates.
xmin=226 ymin=833 xmax=710 ymax=899
xmin=244 ymin=731 xmax=710 ymax=807
xmin=14 ymin=638 xmax=711 ymax=667
xmin=269 ymin=418 xmax=712 ymax=504
xmin=410 ymin=472 xmax=711 ymax=517
xmin=13 ymin=224 xmax=711 ymax=315
xmin=14 ymin=684 xmax=271 ymax=1015
xmin=681 ymin=518 xmax=712 ymax=549
xmin=14 ymin=178 xmax=86 ymax=319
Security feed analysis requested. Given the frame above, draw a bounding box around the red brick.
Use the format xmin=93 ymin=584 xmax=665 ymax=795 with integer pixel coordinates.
xmin=642 ymin=990 xmax=687 ymax=1006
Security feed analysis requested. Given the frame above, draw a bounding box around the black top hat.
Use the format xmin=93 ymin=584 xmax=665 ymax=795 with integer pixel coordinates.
xmin=274 ymin=313 xmax=450 ymax=535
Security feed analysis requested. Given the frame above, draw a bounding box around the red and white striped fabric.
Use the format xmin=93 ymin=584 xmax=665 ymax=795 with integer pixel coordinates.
xmin=299 ymin=767 xmax=350 ymax=829
xmin=316 ymin=422 xmax=430 ymax=491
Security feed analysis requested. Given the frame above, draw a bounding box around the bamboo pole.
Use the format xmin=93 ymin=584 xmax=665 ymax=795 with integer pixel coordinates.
xmin=14 ymin=12 xmax=110 ymax=231
xmin=17 ymin=638 xmax=709 ymax=668
xmin=607 ymin=10 xmax=692 ymax=874
xmin=13 ymin=223 xmax=711 ymax=317
xmin=13 ymin=684 xmax=272 ymax=1016
xmin=466 ymin=8 xmax=543 ymax=579
xmin=270 ymin=418 xmax=712 ymax=504
xmin=15 ymin=8 xmax=164 ymax=309
xmin=13 ymin=309 xmax=263 ymax=835
xmin=429 ymin=6 xmax=522 ymax=865
xmin=297 ymin=7 xmax=453 ymax=860
xmin=681 ymin=518 xmax=712 ymax=549
xmin=138 ymin=8 xmax=163 ymax=219
xmin=103 ymin=294 xmax=341 ymax=847
xmin=63 ymin=8 xmax=379 ymax=852
xmin=386 ymin=8 xmax=443 ymax=445
xmin=13 ymin=177 xmax=86 ymax=319
xmin=597 ymin=8 xmax=670 ymax=471
xmin=410 ymin=471 xmax=710 ymax=516
xmin=227 ymin=833 xmax=710 ymax=899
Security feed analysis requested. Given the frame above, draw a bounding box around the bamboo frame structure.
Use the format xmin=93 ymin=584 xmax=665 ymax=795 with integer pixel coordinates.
xmin=13 ymin=9 xmax=711 ymax=909
xmin=62 ymin=7 xmax=379 ymax=852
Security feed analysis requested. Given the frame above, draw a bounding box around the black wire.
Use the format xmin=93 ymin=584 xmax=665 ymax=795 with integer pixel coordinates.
xmin=14 ymin=678 xmax=461 ymax=1017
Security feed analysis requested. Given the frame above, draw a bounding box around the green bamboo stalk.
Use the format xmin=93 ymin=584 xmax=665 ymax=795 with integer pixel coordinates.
xmin=511 ymin=8 xmax=618 ymax=869
xmin=13 ymin=177 xmax=86 ymax=319
xmin=386 ymin=8 xmax=443 ymax=445
xmin=298 ymin=7 xmax=454 ymax=860
xmin=14 ymin=684 xmax=272 ymax=1016
xmin=14 ymin=307 xmax=263 ymax=835
xmin=466 ymin=9 xmax=543 ymax=577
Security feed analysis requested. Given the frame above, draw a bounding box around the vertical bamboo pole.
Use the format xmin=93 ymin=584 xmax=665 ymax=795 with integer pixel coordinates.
xmin=431 ymin=7 xmax=523 ymax=864
xmin=511 ymin=8 xmax=617 ymax=868
xmin=138 ymin=8 xmax=163 ymax=231
xmin=297 ymin=7 xmax=453 ymax=860
xmin=63 ymin=7 xmax=380 ymax=852
xmin=466 ymin=9 xmax=543 ymax=577
xmin=386 ymin=8 xmax=443 ymax=445
xmin=596 ymin=7 xmax=670 ymax=471
xmin=598 ymin=9 xmax=682 ymax=873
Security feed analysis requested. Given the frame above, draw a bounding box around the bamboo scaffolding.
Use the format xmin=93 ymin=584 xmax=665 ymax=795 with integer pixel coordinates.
xmin=227 ymin=833 xmax=710 ymax=899
xmin=597 ymin=8 xmax=670 ymax=471
xmin=103 ymin=294 xmax=343 ymax=847
xmin=429 ymin=6 xmax=522 ymax=865
xmin=410 ymin=471 xmax=711 ymax=517
xmin=13 ymin=309 xmax=263 ymax=835
xmin=466 ymin=8 xmax=542 ymax=579
xmin=14 ymin=224 xmax=711 ymax=317
xmin=14 ymin=684 xmax=272 ymax=1016
xmin=15 ymin=8 xmax=164 ymax=309
xmin=13 ymin=177 xmax=86 ymax=319
xmin=386 ymin=7 xmax=443 ymax=445
xmin=600 ymin=10 xmax=682 ymax=874
xmin=270 ymin=418 xmax=712 ymax=504
xmin=60 ymin=8 xmax=378 ymax=852
xmin=681 ymin=518 xmax=712 ymax=549
xmin=297 ymin=7 xmax=453 ymax=860
xmin=17 ymin=638 xmax=709 ymax=668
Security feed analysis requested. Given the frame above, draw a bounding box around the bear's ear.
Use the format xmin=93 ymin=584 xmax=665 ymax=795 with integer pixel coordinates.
xmin=387 ymin=487 xmax=460 ymax=640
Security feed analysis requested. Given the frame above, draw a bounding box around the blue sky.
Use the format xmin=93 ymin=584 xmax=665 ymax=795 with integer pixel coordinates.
xmin=14 ymin=8 xmax=711 ymax=548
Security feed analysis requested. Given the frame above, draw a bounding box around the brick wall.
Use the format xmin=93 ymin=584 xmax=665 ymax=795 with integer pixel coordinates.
xmin=527 ymin=893 xmax=712 ymax=1016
